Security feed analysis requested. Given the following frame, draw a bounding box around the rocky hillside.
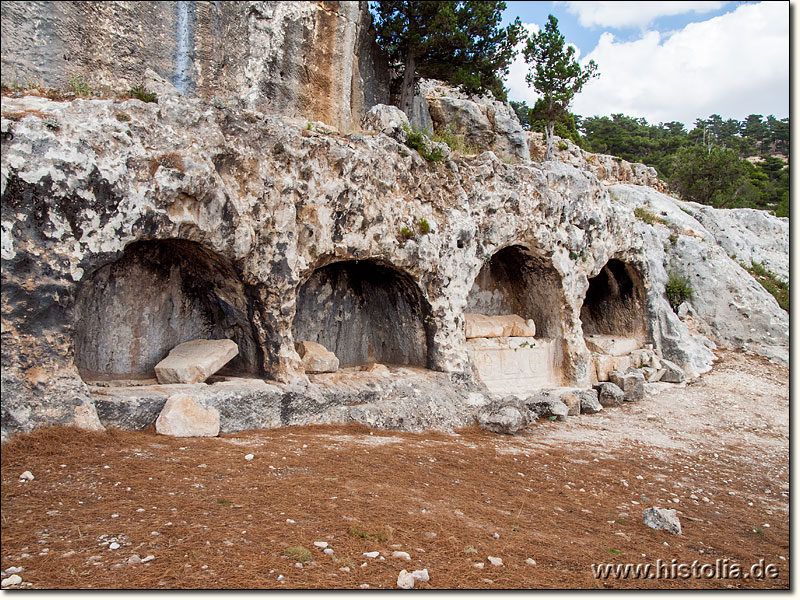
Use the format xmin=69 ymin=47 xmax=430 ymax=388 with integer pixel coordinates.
xmin=0 ymin=3 xmax=788 ymax=439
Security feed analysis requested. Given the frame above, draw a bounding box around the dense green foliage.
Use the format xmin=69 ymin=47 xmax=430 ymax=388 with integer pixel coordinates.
xmin=510 ymin=99 xmax=584 ymax=147
xmin=665 ymin=270 xmax=694 ymax=310
xmin=522 ymin=14 xmax=598 ymax=159
xmin=372 ymin=1 xmax=522 ymax=113
xmin=570 ymin=112 xmax=789 ymax=215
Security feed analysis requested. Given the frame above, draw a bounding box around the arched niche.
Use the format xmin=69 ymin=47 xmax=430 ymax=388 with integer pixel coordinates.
xmin=466 ymin=245 xmax=563 ymax=338
xmin=464 ymin=245 xmax=565 ymax=392
xmin=580 ymin=259 xmax=646 ymax=342
xmin=292 ymin=259 xmax=433 ymax=368
xmin=74 ymin=239 xmax=259 ymax=381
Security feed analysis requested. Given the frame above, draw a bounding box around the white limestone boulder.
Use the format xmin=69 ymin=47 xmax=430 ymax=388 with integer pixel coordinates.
xmin=155 ymin=394 xmax=220 ymax=437
xmin=295 ymin=341 xmax=339 ymax=373
xmin=154 ymin=339 xmax=238 ymax=384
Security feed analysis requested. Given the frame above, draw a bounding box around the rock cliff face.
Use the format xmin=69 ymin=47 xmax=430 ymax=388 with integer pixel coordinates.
xmin=0 ymin=1 xmax=388 ymax=131
xmin=0 ymin=10 xmax=788 ymax=439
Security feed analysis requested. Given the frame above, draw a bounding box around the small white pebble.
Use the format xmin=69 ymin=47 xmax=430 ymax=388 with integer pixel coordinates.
xmin=763 ymin=523 xmax=770 ymax=528
xmin=5 ymin=567 xmax=23 ymax=574
xmin=19 ymin=471 xmax=34 ymax=482
xmin=109 ymin=542 xmax=120 ymax=550
xmin=411 ymin=569 xmax=429 ymax=582
xmin=111 ymin=514 xmax=119 ymax=518
xmin=339 ymin=567 xmax=350 ymax=573
xmin=198 ymin=464 xmax=207 ymax=468
xmin=244 ymin=454 xmax=254 ymax=461
xmin=151 ymin=532 xmax=160 ymax=536
xmin=392 ymin=551 xmax=411 ymax=560
xmin=294 ymin=562 xmax=303 ymax=569
xmin=492 ymin=532 xmax=500 ymax=539
xmin=474 ymin=562 xmax=484 ymax=569
xmin=360 ymin=584 xmax=369 ymax=588
xmin=277 ymin=574 xmax=284 ymax=581
xmin=488 ymin=556 xmax=503 ymax=567
xmin=323 ymin=549 xmax=334 ymax=555
xmin=141 ymin=555 xmax=155 ymax=563
xmin=286 ymin=519 xmax=295 ymax=524
xmin=363 ymin=551 xmax=379 ymax=558
xmin=313 ymin=541 xmax=328 ymax=548
xmin=526 ymin=558 xmax=536 ymax=566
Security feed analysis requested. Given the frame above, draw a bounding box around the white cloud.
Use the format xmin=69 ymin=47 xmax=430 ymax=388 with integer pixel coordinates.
xmin=505 ymin=2 xmax=789 ymax=127
xmin=559 ymin=1 xmax=730 ymax=29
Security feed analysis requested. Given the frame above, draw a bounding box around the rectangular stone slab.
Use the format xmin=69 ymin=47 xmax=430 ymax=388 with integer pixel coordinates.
xmin=464 ymin=314 xmax=535 ymax=338
xmin=584 ymin=335 xmax=641 ymax=357
xmin=155 ymin=339 xmax=239 ymax=384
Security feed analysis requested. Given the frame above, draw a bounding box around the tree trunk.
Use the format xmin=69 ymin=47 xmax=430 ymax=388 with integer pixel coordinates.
xmin=545 ymin=119 xmax=556 ymax=161
xmin=399 ymin=50 xmax=417 ymax=117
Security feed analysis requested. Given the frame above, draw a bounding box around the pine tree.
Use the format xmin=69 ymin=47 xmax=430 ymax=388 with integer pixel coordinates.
xmin=373 ymin=1 xmax=523 ymax=115
xmin=523 ymin=15 xmax=598 ymax=160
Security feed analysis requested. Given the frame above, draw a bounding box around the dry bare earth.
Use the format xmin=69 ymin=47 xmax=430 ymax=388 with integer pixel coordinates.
xmin=0 ymin=350 xmax=788 ymax=589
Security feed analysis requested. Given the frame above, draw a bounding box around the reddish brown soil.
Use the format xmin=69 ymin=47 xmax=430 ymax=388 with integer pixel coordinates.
xmin=0 ymin=350 xmax=788 ymax=589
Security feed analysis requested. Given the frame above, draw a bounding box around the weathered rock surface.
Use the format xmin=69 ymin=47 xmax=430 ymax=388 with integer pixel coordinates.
xmin=295 ymin=341 xmax=339 ymax=374
xmin=642 ymin=507 xmax=682 ymax=535
xmin=0 ymin=1 xmax=389 ymax=131
xmin=0 ymin=85 xmax=785 ymax=436
xmin=155 ymin=393 xmax=220 ymax=437
xmin=476 ymin=396 xmax=532 ymax=435
xmin=658 ymin=358 xmax=685 ymax=384
xmin=594 ymin=382 xmax=625 ymax=408
xmin=361 ymin=104 xmax=409 ymax=140
xmin=420 ymin=80 xmax=529 ymax=162
xmin=578 ymin=389 xmax=603 ymax=414
xmin=464 ymin=314 xmax=535 ymax=338
xmin=610 ymin=370 xmax=645 ymax=403
xmin=154 ymin=339 xmax=239 ymax=384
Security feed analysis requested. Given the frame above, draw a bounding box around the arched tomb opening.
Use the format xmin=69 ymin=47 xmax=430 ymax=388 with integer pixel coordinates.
xmin=580 ymin=259 xmax=647 ymax=381
xmin=464 ymin=245 xmax=564 ymax=392
xmin=74 ymin=239 xmax=260 ymax=382
xmin=292 ymin=260 xmax=433 ymax=371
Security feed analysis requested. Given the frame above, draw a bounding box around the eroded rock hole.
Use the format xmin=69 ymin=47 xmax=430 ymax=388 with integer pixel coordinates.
xmin=580 ymin=259 xmax=646 ymax=340
xmin=74 ymin=240 xmax=259 ymax=381
xmin=466 ymin=245 xmax=562 ymax=337
xmin=465 ymin=246 xmax=565 ymax=392
xmin=293 ymin=260 xmax=432 ymax=367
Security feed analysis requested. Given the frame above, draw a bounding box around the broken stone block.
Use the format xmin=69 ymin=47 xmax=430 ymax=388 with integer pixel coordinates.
xmin=578 ymin=389 xmax=603 ymax=414
xmin=594 ymin=382 xmax=624 ymax=407
xmin=659 ymin=358 xmax=686 ymax=383
xmin=592 ymin=353 xmax=615 ymax=382
xmin=155 ymin=394 xmax=220 ymax=437
xmin=585 ymin=335 xmax=640 ymax=356
xmin=477 ymin=396 xmax=532 ymax=435
xmin=295 ymin=341 xmax=339 ymax=373
xmin=561 ymin=392 xmax=581 ymax=416
xmin=611 ymin=355 xmax=632 ymax=373
xmin=647 ymin=368 xmax=667 ymax=383
xmin=525 ymin=394 xmax=568 ymax=421
xmin=154 ymin=339 xmax=238 ymax=384
xmin=464 ymin=314 xmax=535 ymax=338
xmin=642 ymin=507 xmax=682 ymax=535
xmin=610 ymin=370 xmax=645 ymax=402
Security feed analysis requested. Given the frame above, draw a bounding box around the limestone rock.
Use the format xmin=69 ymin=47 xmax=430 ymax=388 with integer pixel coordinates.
xmin=295 ymin=341 xmax=339 ymax=374
xmin=154 ymin=339 xmax=238 ymax=384
xmin=642 ymin=507 xmax=682 ymax=535
xmin=647 ymin=368 xmax=667 ymax=383
xmin=155 ymin=394 xmax=220 ymax=437
xmin=594 ymin=382 xmax=625 ymax=407
xmin=411 ymin=569 xmax=430 ymax=582
xmin=525 ymin=394 xmax=569 ymax=422
xmin=579 ymin=389 xmax=603 ymax=414
xmin=421 ymin=79 xmax=528 ymax=162
xmin=659 ymin=358 xmax=686 ymax=383
xmin=397 ymin=570 xmax=415 ymax=589
xmin=561 ymin=391 xmax=581 ymax=416
xmin=476 ymin=396 xmax=532 ymax=435
xmin=361 ymin=104 xmax=409 ymax=141
xmin=585 ymin=335 xmax=640 ymax=356
xmin=609 ymin=371 xmax=645 ymax=403
xmin=465 ymin=314 xmax=535 ymax=338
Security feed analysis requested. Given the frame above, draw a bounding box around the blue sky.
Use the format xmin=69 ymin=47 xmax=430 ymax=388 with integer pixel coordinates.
xmin=499 ymin=1 xmax=789 ymax=126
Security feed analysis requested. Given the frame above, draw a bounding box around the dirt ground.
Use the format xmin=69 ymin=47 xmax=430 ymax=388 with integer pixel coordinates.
xmin=0 ymin=349 xmax=789 ymax=589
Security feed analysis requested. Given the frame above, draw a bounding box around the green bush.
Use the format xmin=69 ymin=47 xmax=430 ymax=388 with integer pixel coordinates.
xmin=744 ymin=261 xmax=788 ymax=312
xmin=399 ymin=226 xmax=414 ymax=240
xmin=665 ymin=270 xmax=694 ymax=309
xmin=417 ymin=218 xmax=430 ymax=235
xmin=128 ymin=86 xmax=158 ymax=103
xmin=401 ymin=124 xmax=445 ymax=162
xmin=558 ymin=140 xmax=569 ymax=151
